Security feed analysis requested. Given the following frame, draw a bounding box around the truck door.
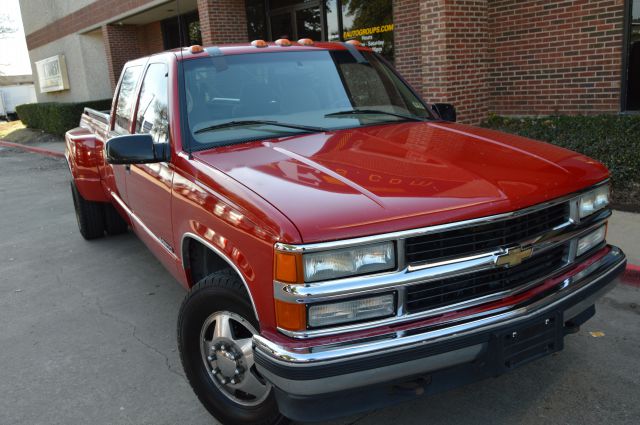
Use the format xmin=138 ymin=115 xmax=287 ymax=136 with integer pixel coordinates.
xmin=126 ymin=62 xmax=175 ymax=253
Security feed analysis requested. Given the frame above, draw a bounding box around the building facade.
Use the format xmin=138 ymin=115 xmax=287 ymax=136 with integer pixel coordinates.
xmin=19 ymin=0 xmax=640 ymax=124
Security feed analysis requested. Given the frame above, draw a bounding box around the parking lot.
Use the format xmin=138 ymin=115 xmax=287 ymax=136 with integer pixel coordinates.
xmin=1 ymin=147 xmax=638 ymax=425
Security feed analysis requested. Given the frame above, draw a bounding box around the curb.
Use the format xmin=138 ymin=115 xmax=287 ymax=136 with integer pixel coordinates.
xmin=621 ymin=264 xmax=640 ymax=288
xmin=0 ymin=139 xmax=64 ymax=159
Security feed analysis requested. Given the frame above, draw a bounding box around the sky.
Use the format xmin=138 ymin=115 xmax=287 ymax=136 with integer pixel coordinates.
xmin=0 ymin=0 xmax=32 ymax=76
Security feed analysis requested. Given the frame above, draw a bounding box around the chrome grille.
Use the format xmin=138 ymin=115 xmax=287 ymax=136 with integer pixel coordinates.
xmin=405 ymin=203 xmax=568 ymax=265
xmin=405 ymin=244 xmax=568 ymax=313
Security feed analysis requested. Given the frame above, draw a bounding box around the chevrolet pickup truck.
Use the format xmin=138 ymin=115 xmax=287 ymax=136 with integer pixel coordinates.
xmin=65 ymin=40 xmax=626 ymax=424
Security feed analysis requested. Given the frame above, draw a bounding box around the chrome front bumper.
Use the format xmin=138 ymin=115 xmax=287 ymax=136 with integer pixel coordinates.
xmin=254 ymin=246 xmax=626 ymax=400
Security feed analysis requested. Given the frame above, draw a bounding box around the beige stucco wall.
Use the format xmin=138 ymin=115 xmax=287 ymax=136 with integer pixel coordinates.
xmin=19 ymin=0 xmax=113 ymax=102
xmin=28 ymin=30 xmax=113 ymax=103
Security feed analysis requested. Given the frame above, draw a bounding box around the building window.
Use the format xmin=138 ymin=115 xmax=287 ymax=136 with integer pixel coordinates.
xmin=245 ymin=1 xmax=394 ymax=60
xmin=246 ymin=0 xmax=268 ymax=40
xmin=625 ymin=0 xmax=640 ymax=110
xmin=341 ymin=0 xmax=394 ymax=61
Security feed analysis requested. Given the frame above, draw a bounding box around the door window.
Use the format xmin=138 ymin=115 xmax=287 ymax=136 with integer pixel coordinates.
xmin=135 ymin=63 xmax=170 ymax=144
xmin=114 ymin=66 xmax=143 ymax=134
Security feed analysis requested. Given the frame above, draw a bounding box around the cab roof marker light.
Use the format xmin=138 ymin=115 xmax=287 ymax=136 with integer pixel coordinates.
xmin=346 ymin=39 xmax=362 ymax=47
xmin=298 ymin=38 xmax=314 ymax=46
xmin=251 ymin=39 xmax=268 ymax=48
xmin=275 ymin=38 xmax=292 ymax=47
xmin=189 ymin=44 xmax=204 ymax=54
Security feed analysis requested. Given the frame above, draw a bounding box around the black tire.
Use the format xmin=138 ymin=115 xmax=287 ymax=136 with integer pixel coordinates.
xmin=104 ymin=203 xmax=128 ymax=235
xmin=178 ymin=270 xmax=288 ymax=425
xmin=70 ymin=181 xmax=105 ymax=240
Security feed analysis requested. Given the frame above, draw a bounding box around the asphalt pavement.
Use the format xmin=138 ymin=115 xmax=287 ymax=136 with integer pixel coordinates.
xmin=0 ymin=146 xmax=638 ymax=425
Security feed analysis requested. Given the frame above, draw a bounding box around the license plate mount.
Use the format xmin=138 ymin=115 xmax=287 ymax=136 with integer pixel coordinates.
xmin=490 ymin=312 xmax=564 ymax=373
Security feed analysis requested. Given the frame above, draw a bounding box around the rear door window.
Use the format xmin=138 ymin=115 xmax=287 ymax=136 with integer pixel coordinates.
xmin=113 ymin=65 xmax=143 ymax=134
xmin=135 ymin=63 xmax=169 ymax=144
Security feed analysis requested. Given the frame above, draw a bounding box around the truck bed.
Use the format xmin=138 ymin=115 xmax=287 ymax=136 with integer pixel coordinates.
xmin=79 ymin=107 xmax=110 ymax=140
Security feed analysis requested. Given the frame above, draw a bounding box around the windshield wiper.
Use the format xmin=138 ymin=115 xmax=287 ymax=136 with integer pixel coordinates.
xmin=194 ymin=120 xmax=327 ymax=135
xmin=324 ymin=109 xmax=428 ymax=122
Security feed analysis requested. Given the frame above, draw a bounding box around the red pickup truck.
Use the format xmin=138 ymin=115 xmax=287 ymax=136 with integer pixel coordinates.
xmin=65 ymin=40 xmax=626 ymax=424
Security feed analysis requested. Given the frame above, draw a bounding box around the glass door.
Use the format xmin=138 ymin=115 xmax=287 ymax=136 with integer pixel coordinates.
xmin=296 ymin=5 xmax=322 ymax=40
xmin=270 ymin=11 xmax=294 ymax=40
xmin=625 ymin=0 xmax=640 ymax=110
xmin=268 ymin=1 xmax=325 ymax=41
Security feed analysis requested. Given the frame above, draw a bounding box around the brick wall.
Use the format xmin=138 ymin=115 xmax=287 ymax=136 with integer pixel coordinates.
xmin=137 ymin=21 xmax=164 ymax=56
xmin=394 ymin=0 xmax=490 ymax=124
xmin=488 ymin=0 xmax=625 ymax=115
xmin=393 ymin=0 xmax=423 ymax=92
xmin=102 ymin=24 xmax=141 ymax=90
xmin=197 ymin=0 xmax=248 ymax=45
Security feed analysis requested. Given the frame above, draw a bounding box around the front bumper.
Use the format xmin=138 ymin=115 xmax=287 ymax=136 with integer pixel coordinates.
xmin=253 ymin=246 xmax=626 ymax=421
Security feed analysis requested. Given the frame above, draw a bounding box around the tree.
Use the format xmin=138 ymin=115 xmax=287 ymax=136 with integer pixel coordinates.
xmin=0 ymin=14 xmax=18 ymax=74
xmin=0 ymin=14 xmax=17 ymax=37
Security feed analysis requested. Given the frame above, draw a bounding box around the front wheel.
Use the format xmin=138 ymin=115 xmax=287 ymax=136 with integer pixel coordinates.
xmin=177 ymin=270 xmax=288 ymax=425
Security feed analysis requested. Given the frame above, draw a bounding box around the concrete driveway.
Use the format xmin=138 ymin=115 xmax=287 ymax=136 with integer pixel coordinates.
xmin=1 ymin=147 xmax=638 ymax=425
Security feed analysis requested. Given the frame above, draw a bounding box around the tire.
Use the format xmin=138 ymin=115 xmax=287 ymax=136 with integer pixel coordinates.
xmin=70 ymin=181 xmax=105 ymax=240
xmin=178 ymin=270 xmax=288 ymax=425
xmin=104 ymin=203 xmax=128 ymax=235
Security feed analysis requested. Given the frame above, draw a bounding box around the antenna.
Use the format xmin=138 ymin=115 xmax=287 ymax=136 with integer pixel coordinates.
xmin=175 ymin=0 xmax=193 ymax=157
xmin=176 ymin=0 xmax=185 ymax=52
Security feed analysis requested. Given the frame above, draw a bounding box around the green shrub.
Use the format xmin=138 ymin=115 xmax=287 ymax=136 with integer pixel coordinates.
xmin=16 ymin=99 xmax=112 ymax=136
xmin=481 ymin=115 xmax=640 ymax=202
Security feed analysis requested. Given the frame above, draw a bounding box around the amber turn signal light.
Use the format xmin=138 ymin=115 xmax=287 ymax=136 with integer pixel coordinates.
xmin=275 ymin=300 xmax=306 ymax=331
xmin=274 ymin=251 xmax=303 ymax=283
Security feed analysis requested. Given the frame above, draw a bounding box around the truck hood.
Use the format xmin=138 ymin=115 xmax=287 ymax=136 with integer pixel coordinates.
xmin=193 ymin=121 xmax=608 ymax=243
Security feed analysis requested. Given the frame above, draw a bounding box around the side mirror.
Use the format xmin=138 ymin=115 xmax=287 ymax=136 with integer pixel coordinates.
xmin=105 ymin=134 xmax=168 ymax=164
xmin=432 ymin=103 xmax=457 ymax=122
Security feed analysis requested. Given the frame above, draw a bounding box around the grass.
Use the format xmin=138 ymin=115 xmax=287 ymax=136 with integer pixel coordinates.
xmin=0 ymin=120 xmax=25 ymax=138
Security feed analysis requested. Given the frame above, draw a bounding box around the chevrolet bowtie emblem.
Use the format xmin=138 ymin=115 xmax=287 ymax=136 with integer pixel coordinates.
xmin=495 ymin=246 xmax=533 ymax=268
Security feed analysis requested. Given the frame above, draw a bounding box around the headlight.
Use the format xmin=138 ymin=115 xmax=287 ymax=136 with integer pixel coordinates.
xmin=578 ymin=185 xmax=609 ymax=219
xmin=576 ymin=225 xmax=606 ymax=257
xmin=307 ymin=293 xmax=396 ymax=328
xmin=303 ymin=241 xmax=395 ymax=282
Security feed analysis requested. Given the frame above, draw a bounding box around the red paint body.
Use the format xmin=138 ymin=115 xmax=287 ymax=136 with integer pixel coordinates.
xmin=65 ymin=43 xmax=609 ymax=341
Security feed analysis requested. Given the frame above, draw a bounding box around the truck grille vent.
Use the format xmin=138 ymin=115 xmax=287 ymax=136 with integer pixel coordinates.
xmin=405 ymin=244 xmax=567 ymax=314
xmin=405 ymin=203 xmax=568 ymax=265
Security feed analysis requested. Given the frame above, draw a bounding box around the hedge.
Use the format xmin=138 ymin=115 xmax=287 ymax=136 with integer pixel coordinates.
xmin=481 ymin=114 xmax=640 ymax=208
xmin=16 ymin=99 xmax=112 ymax=136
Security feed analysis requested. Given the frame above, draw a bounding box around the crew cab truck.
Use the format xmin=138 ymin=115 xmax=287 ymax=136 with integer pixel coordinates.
xmin=65 ymin=40 xmax=626 ymax=425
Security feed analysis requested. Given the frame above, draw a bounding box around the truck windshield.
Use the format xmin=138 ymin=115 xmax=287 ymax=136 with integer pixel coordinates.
xmin=183 ymin=49 xmax=433 ymax=150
